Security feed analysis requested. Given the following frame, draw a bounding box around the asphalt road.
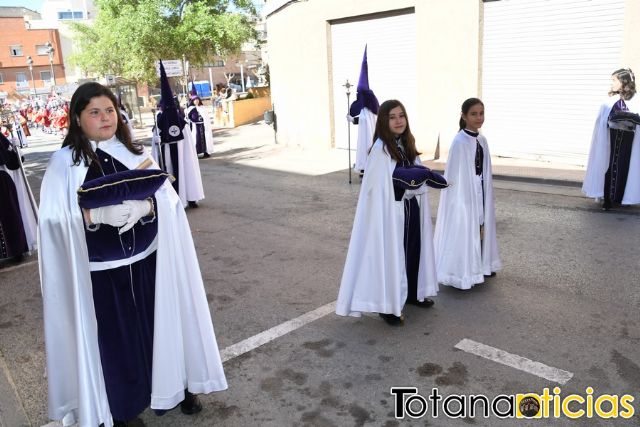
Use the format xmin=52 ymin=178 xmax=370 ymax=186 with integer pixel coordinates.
xmin=1 ymin=127 xmax=639 ymax=427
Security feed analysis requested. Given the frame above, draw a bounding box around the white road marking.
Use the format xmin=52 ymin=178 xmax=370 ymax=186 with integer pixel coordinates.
xmin=220 ymin=301 xmax=336 ymax=362
xmin=455 ymin=338 xmax=573 ymax=384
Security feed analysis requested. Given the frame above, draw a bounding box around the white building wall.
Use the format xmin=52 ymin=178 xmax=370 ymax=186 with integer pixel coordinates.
xmin=266 ymin=0 xmax=480 ymax=155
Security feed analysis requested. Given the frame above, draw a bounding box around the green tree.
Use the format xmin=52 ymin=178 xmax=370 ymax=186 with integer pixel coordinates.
xmin=69 ymin=0 xmax=258 ymax=83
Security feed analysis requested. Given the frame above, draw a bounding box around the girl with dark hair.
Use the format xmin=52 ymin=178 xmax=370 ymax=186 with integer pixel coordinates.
xmin=39 ymin=82 xmax=227 ymax=427
xmin=185 ymin=95 xmax=213 ymax=158
xmin=583 ymin=68 xmax=640 ymax=209
xmin=433 ymin=98 xmax=501 ymax=290
xmin=337 ymin=99 xmax=447 ymax=326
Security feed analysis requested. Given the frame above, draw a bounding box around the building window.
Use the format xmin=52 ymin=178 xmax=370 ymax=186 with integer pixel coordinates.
xmin=0 ymin=73 xmax=4 ymax=84
xmin=58 ymin=10 xmax=84 ymax=20
xmin=36 ymin=44 xmax=49 ymax=55
xmin=10 ymin=45 xmax=23 ymax=56
xmin=16 ymin=72 xmax=28 ymax=88
xmin=213 ymin=60 xmax=225 ymax=67
xmin=40 ymin=71 xmax=52 ymax=84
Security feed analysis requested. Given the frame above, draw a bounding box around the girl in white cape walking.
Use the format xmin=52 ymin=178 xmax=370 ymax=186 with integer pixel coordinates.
xmin=336 ymin=99 xmax=447 ymax=326
xmin=434 ymin=98 xmax=501 ymax=290
xmin=39 ymin=82 xmax=227 ymax=427
xmin=582 ymin=68 xmax=640 ymax=210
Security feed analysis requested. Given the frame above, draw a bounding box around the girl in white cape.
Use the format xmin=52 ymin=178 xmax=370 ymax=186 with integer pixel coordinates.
xmin=434 ymin=98 xmax=501 ymax=290
xmin=39 ymin=82 xmax=227 ymax=427
xmin=185 ymin=94 xmax=214 ymax=158
xmin=582 ymin=68 xmax=640 ymax=210
xmin=336 ymin=100 xmax=447 ymax=326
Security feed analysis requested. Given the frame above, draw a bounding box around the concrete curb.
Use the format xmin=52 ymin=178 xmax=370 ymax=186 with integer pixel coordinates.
xmin=427 ymin=166 xmax=583 ymax=188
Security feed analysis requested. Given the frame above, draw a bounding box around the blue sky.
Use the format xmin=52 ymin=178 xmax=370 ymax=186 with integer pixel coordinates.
xmin=0 ymin=0 xmax=42 ymax=13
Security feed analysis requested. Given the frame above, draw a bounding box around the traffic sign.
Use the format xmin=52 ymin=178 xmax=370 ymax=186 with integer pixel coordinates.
xmin=156 ymin=60 xmax=183 ymax=77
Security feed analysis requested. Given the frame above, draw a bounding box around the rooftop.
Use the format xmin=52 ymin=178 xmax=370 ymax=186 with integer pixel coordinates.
xmin=0 ymin=6 xmax=41 ymax=19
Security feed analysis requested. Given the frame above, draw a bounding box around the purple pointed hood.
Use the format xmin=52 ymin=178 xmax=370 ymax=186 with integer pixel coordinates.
xmin=188 ymin=79 xmax=200 ymax=107
xmin=157 ymin=60 xmax=185 ymax=143
xmin=349 ymin=45 xmax=379 ymax=116
xmin=189 ymin=80 xmax=199 ymax=99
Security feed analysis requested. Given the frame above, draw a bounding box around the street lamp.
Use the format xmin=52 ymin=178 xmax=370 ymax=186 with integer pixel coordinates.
xmin=343 ymin=79 xmax=353 ymax=184
xmin=26 ymin=55 xmax=36 ymax=98
xmin=45 ymin=41 xmax=56 ymax=87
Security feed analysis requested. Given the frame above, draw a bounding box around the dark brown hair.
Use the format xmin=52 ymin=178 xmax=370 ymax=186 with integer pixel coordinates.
xmin=62 ymin=82 xmax=142 ymax=166
xmin=372 ymin=99 xmax=420 ymax=164
xmin=609 ymin=68 xmax=636 ymax=100
xmin=459 ymin=98 xmax=484 ymax=130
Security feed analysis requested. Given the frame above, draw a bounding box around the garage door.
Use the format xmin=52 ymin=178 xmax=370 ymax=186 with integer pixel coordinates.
xmin=482 ymin=0 xmax=625 ymax=164
xmin=330 ymin=10 xmax=417 ymax=151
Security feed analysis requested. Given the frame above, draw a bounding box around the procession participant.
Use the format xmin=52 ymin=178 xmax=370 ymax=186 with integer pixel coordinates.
xmin=152 ymin=61 xmax=205 ymax=208
xmin=336 ymin=99 xmax=447 ymax=326
xmin=0 ymin=132 xmax=37 ymax=261
xmin=348 ymin=45 xmax=379 ymax=177
xmin=185 ymin=84 xmax=213 ymax=158
xmin=433 ymin=98 xmax=501 ymax=290
xmin=583 ymin=68 xmax=640 ymax=210
xmin=39 ymin=82 xmax=227 ymax=427
xmin=118 ymin=96 xmax=135 ymax=139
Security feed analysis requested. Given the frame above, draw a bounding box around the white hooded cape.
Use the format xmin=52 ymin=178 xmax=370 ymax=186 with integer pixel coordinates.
xmin=151 ymin=113 xmax=205 ymax=206
xmin=582 ymin=96 xmax=640 ymax=205
xmin=336 ymin=139 xmax=439 ymax=317
xmin=38 ymin=139 xmax=227 ymax=427
xmin=185 ymin=105 xmax=214 ymax=154
xmin=353 ymin=108 xmax=376 ymax=171
xmin=0 ymin=155 xmax=37 ymax=253
xmin=434 ymin=131 xmax=501 ymax=290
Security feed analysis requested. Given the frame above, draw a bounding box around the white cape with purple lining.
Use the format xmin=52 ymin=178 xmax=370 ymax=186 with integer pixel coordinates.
xmin=151 ymin=112 xmax=205 ymax=207
xmin=0 ymin=150 xmax=37 ymax=253
xmin=39 ymin=137 xmax=226 ymax=427
xmin=582 ymin=96 xmax=640 ymax=205
xmin=336 ymin=139 xmax=438 ymax=317
xmin=433 ymin=130 xmax=501 ymax=290
xmin=185 ymin=105 xmax=214 ymax=154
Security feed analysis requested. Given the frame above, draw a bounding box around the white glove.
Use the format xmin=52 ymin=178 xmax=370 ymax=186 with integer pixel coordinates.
xmin=118 ymin=199 xmax=153 ymax=234
xmin=89 ymin=204 xmax=131 ymax=227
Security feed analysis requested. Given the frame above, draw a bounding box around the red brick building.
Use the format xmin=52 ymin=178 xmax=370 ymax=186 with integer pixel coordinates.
xmin=0 ymin=7 xmax=66 ymax=101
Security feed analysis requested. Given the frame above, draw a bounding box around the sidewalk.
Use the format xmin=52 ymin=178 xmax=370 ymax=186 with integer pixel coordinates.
xmin=20 ymin=115 xmax=587 ymax=187
xmin=205 ymin=119 xmax=585 ymax=187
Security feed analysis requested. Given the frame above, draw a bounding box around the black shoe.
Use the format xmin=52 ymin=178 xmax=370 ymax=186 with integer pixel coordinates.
xmin=180 ymin=390 xmax=202 ymax=415
xmin=406 ymin=298 xmax=434 ymax=308
xmin=484 ymin=272 xmax=496 ymax=278
xmin=379 ymin=313 xmax=404 ymax=326
xmin=602 ymin=200 xmax=611 ymax=211
xmin=188 ymin=201 xmax=198 ymax=208
xmin=202 ymin=152 xmax=211 ymax=158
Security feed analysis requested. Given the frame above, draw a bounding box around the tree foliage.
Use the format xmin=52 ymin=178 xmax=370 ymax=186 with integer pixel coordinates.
xmin=69 ymin=0 xmax=258 ymax=83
